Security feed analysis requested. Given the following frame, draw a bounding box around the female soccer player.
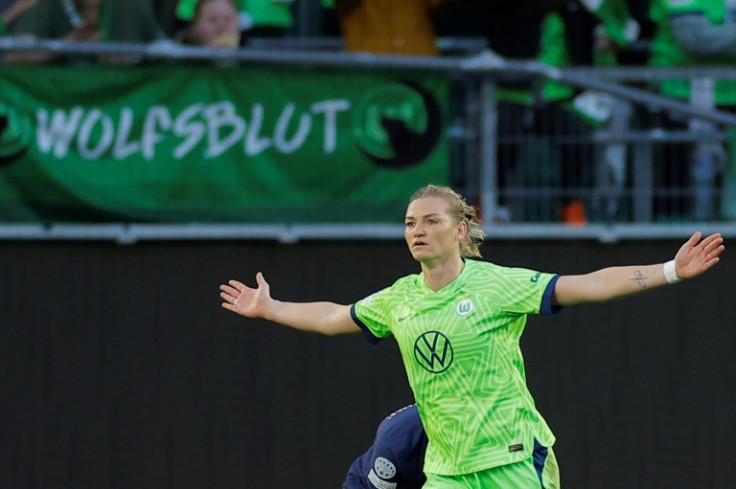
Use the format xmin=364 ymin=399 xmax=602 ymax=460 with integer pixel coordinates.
xmin=219 ymin=184 xmax=724 ymax=489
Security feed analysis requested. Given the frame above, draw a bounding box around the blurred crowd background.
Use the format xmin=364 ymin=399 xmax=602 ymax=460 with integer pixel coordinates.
xmin=0 ymin=0 xmax=659 ymax=61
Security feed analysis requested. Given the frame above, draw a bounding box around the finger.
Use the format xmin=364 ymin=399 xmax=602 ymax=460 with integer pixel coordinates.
xmin=228 ymin=279 xmax=246 ymax=291
xmin=706 ymin=243 xmax=725 ymax=259
xmin=220 ymin=284 xmax=240 ymax=296
xmin=686 ymin=231 xmax=702 ymax=248
xmin=703 ymin=238 xmax=724 ymax=255
xmin=701 ymin=233 xmax=723 ymax=249
xmin=219 ymin=291 xmax=237 ymax=303
xmin=697 ymin=232 xmax=718 ymax=246
xmin=256 ymin=272 xmax=269 ymax=289
xmin=256 ymin=272 xmax=265 ymax=283
xmin=702 ymin=256 xmax=721 ymax=271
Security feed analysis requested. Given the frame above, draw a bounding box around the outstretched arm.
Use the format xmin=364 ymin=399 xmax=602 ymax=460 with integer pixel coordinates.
xmin=553 ymin=232 xmax=724 ymax=306
xmin=219 ymin=272 xmax=361 ymax=336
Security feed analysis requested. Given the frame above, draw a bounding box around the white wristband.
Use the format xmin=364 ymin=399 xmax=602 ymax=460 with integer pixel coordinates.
xmin=663 ymin=260 xmax=681 ymax=284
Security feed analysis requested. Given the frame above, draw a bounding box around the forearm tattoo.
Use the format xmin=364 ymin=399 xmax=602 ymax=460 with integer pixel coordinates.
xmin=631 ymin=269 xmax=649 ymax=289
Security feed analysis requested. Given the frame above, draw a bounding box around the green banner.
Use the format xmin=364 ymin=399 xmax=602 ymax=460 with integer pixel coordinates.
xmin=0 ymin=64 xmax=448 ymax=223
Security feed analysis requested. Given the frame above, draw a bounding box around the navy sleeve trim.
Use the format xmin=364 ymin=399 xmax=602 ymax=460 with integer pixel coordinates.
xmin=540 ymin=275 xmax=562 ymax=316
xmin=350 ymin=303 xmax=382 ymax=344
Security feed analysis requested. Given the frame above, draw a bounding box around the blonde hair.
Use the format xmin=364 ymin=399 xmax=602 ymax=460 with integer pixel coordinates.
xmin=409 ymin=184 xmax=486 ymax=258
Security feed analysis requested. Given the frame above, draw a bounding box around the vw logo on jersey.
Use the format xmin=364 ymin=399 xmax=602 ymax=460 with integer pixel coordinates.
xmin=413 ymin=331 xmax=454 ymax=373
xmin=455 ymin=298 xmax=474 ymax=317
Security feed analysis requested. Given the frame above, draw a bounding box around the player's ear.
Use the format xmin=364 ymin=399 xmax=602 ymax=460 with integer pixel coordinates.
xmin=456 ymin=221 xmax=468 ymax=241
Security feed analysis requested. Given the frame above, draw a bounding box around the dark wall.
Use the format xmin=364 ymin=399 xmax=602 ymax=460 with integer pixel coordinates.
xmin=0 ymin=239 xmax=733 ymax=489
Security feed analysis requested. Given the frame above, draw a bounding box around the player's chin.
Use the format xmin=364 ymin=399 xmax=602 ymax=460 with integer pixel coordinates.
xmin=409 ymin=246 xmax=431 ymax=260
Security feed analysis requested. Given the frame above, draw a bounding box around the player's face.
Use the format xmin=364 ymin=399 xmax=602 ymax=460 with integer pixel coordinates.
xmin=404 ymin=196 xmax=462 ymax=264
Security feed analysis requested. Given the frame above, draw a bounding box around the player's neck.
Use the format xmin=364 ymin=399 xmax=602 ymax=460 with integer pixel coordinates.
xmin=421 ymin=255 xmax=465 ymax=292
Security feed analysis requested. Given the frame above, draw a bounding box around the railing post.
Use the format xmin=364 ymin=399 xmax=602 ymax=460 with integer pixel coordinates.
xmin=479 ymin=77 xmax=498 ymax=228
xmin=456 ymin=75 xmax=479 ymax=203
xmin=632 ymin=137 xmax=653 ymax=222
xmin=689 ymin=76 xmax=719 ymax=221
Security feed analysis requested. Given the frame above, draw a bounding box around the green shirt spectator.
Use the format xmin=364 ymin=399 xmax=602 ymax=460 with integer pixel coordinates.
xmin=650 ymin=0 xmax=736 ymax=104
xmin=580 ymin=0 xmax=641 ymax=66
xmin=584 ymin=0 xmax=641 ymax=49
xmin=9 ymin=0 xmax=163 ymax=43
xmin=176 ymin=0 xmax=293 ymax=37
xmin=5 ymin=0 xmax=164 ymax=64
xmin=498 ymin=11 xmax=574 ymax=105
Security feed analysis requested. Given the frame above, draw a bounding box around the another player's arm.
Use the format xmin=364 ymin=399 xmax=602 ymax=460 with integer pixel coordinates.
xmin=553 ymin=231 xmax=724 ymax=307
xmin=220 ymin=272 xmax=360 ymax=335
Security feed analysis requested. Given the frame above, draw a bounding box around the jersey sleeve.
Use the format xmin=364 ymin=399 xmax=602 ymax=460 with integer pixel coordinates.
xmin=352 ymin=287 xmax=394 ymax=344
xmin=540 ymin=275 xmax=562 ymax=316
xmin=488 ymin=266 xmax=559 ymax=315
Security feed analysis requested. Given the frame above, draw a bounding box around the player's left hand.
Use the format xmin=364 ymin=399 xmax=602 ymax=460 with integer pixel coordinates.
xmin=674 ymin=232 xmax=724 ymax=279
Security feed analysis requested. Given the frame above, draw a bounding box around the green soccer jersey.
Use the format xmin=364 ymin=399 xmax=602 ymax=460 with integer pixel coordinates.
xmin=352 ymin=259 xmax=559 ymax=476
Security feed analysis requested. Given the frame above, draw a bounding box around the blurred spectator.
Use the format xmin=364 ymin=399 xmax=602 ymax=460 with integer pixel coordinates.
xmin=648 ymin=0 xmax=736 ymax=220
xmin=5 ymin=0 xmax=165 ymax=64
xmin=238 ymin=0 xmax=293 ymax=38
xmin=477 ymin=2 xmax=596 ymax=223
xmin=568 ymin=0 xmax=641 ymax=66
xmin=175 ymin=0 xmax=293 ymax=45
xmin=649 ymin=0 xmax=736 ymax=78
xmin=175 ymin=0 xmax=240 ymax=47
xmin=488 ymin=1 xmax=646 ymax=224
xmin=333 ymin=0 xmax=452 ymax=56
xmin=565 ymin=0 xmax=642 ymax=222
xmin=319 ymin=0 xmax=341 ymax=37
xmin=150 ymin=0 xmax=182 ymax=38
xmin=435 ymin=0 xmax=643 ymax=223
xmin=530 ymin=7 xmax=596 ymax=224
xmin=0 ymin=0 xmax=37 ymax=34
